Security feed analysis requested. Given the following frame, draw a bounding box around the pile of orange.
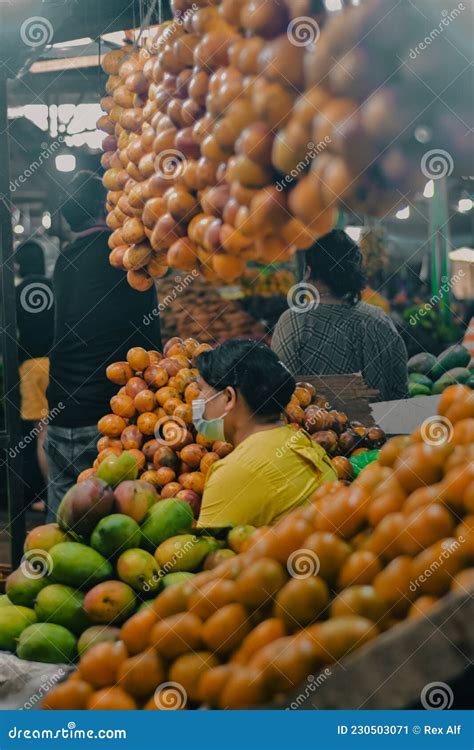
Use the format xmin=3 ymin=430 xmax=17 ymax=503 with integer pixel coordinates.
xmin=79 ymin=338 xmax=233 ymax=516
xmin=44 ymin=384 xmax=474 ymax=710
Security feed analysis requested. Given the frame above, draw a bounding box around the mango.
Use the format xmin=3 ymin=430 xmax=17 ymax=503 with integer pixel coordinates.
xmin=34 ymin=584 xmax=90 ymax=635
xmin=24 ymin=523 xmax=69 ymax=553
xmin=0 ymin=606 xmax=37 ymax=651
xmin=0 ymin=595 xmax=12 ymax=608
xmin=77 ymin=625 xmax=120 ymax=657
xmin=57 ymin=478 xmax=115 ymax=537
xmin=83 ymin=581 xmax=136 ymax=624
xmin=203 ymin=548 xmax=236 ymax=570
xmin=96 ymin=451 xmax=138 ymax=487
xmin=16 ymin=623 xmax=77 ymax=664
xmin=6 ymin=567 xmax=48 ymax=608
xmin=116 ymin=548 xmax=161 ymax=595
xmin=49 ymin=543 xmax=113 ymax=589
xmin=140 ymin=499 xmax=193 ymax=551
xmin=155 ymin=534 xmax=211 ymax=573
xmin=137 ymin=600 xmax=156 ymax=612
xmin=227 ymin=525 xmax=256 ymax=553
xmin=162 ymin=572 xmax=195 ymax=589
xmin=90 ymin=514 xmax=141 ymax=558
xmin=114 ymin=480 xmax=158 ymax=523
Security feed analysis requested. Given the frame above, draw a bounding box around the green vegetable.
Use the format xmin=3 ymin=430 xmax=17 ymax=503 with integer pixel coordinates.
xmin=430 ymin=344 xmax=471 ymax=380
xmin=407 ymin=352 xmax=437 ymax=376
xmin=408 ymin=373 xmax=433 ymax=388
xmin=437 ymin=367 xmax=471 ymax=384
xmin=408 ymin=383 xmax=432 ymax=397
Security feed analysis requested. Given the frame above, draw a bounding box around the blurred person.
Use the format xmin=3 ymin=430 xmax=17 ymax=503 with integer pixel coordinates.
xmin=45 ymin=170 xmax=160 ymax=521
xmin=194 ymin=340 xmax=336 ymax=528
xmin=15 ymin=240 xmax=54 ymax=510
xmin=272 ymin=230 xmax=408 ymax=401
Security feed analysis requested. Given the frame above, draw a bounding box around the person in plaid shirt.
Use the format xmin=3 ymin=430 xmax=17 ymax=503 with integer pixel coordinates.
xmin=272 ymin=230 xmax=408 ymax=402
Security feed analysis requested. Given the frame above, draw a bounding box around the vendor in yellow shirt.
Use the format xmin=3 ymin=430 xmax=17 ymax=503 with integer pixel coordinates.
xmin=194 ymin=340 xmax=336 ymax=528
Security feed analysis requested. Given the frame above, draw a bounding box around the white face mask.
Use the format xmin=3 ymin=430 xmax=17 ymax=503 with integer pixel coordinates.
xmin=192 ymin=391 xmax=227 ymax=442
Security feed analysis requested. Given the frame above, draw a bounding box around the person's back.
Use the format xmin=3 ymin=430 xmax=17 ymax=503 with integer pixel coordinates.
xmin=272 ymin=230 xmax=408 ymax=402
xmin=45 ymin=170 xmax=160 ymax=520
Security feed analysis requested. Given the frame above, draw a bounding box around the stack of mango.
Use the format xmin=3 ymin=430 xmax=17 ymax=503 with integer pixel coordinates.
xmin=41 ymin=383 xmax=474 ymax=709
xmin=408 ymin=344 xmax=474 ymax=397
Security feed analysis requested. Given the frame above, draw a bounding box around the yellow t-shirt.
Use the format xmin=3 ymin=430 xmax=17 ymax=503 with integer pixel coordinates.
xmin=197 ymin=425 xmax=336 ymax=528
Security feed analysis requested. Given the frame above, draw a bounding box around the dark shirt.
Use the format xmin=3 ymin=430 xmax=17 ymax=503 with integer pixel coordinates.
xmin=47 ymin=228 xmax=160 ymax=427
xmin=16 ymin=275 xmax=54 ymax=364
xmin=272 ymin=301 xmax=408 ymax=402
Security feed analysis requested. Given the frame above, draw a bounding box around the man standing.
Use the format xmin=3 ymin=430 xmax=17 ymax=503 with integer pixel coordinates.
xmin=45 ymin=170 xmax=160 ymax=520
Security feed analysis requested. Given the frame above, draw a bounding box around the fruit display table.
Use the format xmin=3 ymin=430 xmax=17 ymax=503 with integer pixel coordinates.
xmin=0 ymin=653 xmax=73 ymax=710
xmin=277 ymin=590 xmax=473 ymax=710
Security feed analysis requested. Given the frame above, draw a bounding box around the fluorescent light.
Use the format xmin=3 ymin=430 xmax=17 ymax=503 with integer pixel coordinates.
xmin=30 ymin=55 xmax=99 ymax=73
xmin=423 ymin=180 xmax=434 ymax=198
xmin=14 ymin=225 xmax=25 ymax=235
xmin=396 ymin=206 xmax=410 ymax=220
xmin=325 ymin=0 xmax=342 ymax=9
xmin=55 ymin=154 xmax=76 ymax=172
xmin=53 ymin=37 xmax=93 ymax=48
xmin=345 ymin=226 xmax=362 ymax=242
xmin=458 ymin=198 xmax=473 ymax=213
xmin=42 ymin=212 xmax=52 ymax=229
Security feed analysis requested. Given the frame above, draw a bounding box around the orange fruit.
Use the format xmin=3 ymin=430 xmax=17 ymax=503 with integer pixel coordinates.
xmin=200 ymin=451 xmax=220 ymax=475
xmin=441 ymin=463 xmax=474 ymax=513
xmin=367 ymin=493 xmax=405 ymax=527
xmin=153 ymin=583 xmax=190 ymax=618
xmin=402 ymin=484 xmax=443 ymax=515
xmin=438 ymin=384 xmax=471 ymax=416
xmin=117 ymin=649 xmax=166 ymax=699
xmin=451 ymin=568 xmax=474 ymax=592
xmin=337 ymin=551 xmax=382 ymax=589
xmin=78 ymin=641 xmax=128 ymax=688
xmin=362 ymin=512 xmax=405 ymax=561
xmin=397 ymin=504 xmax=455 ymax=556
xmin=444 ymin=391 xmax=474 ymax=424
xmin=377 ymin=435 xmax=412 ymax=467
xmin=134 ymin=389 xmax=156 ymax=413
xmin=464 ymin=482 xmax=474 ymax=514
xmin=201 ymin=603 xmax=251 ymax=654
xmin=235 ymin=558 xmax=288 ymax=608
xmin=411 ymin=538 xmax=466 ymax=595
xmin=455 ymin=514 xmax=474 ymax=558
xmin=393 ymin=444 xmax=446 ymax=493
xmin=127 ymin=346 xmax=150 ymax=372
xmin=314 ymin=486 xmax=368 ymax=538
xmin=264 ymin=516 xmax=314 ymax=563
xmin=373 ymin=556 xmax=416 ymax=615
xmin=87 ymin=686 xmax=137 ymax=710
xmin=120 ymin=608 xmax=158 ymax=655
xmin=408 ymin=596 xmax=439 ymax=619
xmin=145 ymin=686 xmax=187 ymax=710
xmin=330 ymin=585 xmax=388 ymax=623
xmin=250 ymin=635 xmax=318 ymax=694
xmin=301 ymin=616 xmax=378 ymax=664
xmin=231 ymin=618 xmax=287 ymax=665
xmin=187 ymin=579 xmax=237 ymax=620
xmin=198 ymin=664 xmax=237 ymax=707
xmin=273 ymin=576 xmax=329 ymax=630
xmin=42 ymin=679 xmax=93 ymax=709
xmin=169 ymin=651 xmax=219 ymax=703
xmin=452 ymin=418 xmax=474 ymax=445
xmin=303 ymin=532 xmax=351 ymax=584
xmin=150 ymin=612 xmax=202 ymax=658
xmin=220 ymin=666 xmax=268 ymax=709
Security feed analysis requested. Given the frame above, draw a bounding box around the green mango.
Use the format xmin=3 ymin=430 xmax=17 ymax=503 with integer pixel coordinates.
xmin=0 ymin=606 xmax=37 ymax=651
xmin=49 ymin=543 xmax=113 ymax=589
xmin=437 ymin=367 xmax=471 ymax=384
xmin=408 ymin=373 xmax=433 ymax=388
xmin=96 ymin=451 xmax=138 ymax=487
xmin=431 ymin=344 xmax=471 ymax=380
xmin=5 ymin=568 xmax=48 ymax=608
xmin=16 ymin=623 xmax=77 ymax=664
xmin=155 ymin=534 xmax=211 ymax=573
xmin=116 ymin=548 xmax=161 ymax=595
xmin=77 ymin=625 xmax=120 ymax=657
xmin=408 ymin=382 xmax=432 ymax=397
xmin=161 ymin=572 xmax=195 ymax=589
xmin=90 ymin=514 xmax=142 ymax=558
xmin=140 ymin=499 xmax=193 ymax=551
xmin=407 ymin=352 xmax=437 ymax=376
xmin=34 ymin=584 xmax=90 ymax=635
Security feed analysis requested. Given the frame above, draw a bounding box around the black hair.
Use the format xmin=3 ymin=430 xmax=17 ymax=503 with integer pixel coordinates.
xmin=305 ymin=229 xmax=367 ymax=305
xmin=197 ymin=339 xmax=296 ymax=419
xmin=61 ymin=170 xmax=106 ymax=232
xmin=15 ymin=240 xmax=45 ymax=277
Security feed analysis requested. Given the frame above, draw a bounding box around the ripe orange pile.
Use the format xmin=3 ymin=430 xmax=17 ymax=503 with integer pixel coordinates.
xmin=45 ymin=385 xmax=474 ymax=710
xmin=79 ymin=338 xmax=233 ymax=517
xmin=98 ymin=0 xmax=471 ymax=291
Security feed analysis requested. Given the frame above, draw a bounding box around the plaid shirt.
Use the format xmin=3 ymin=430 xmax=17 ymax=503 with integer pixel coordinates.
xmin=272 ymin=302 xmax=408 ymax=402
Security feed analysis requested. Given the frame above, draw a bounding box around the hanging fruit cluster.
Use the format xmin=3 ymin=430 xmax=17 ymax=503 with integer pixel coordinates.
xmin=98 ymin=0 xmax=472 ymax=290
